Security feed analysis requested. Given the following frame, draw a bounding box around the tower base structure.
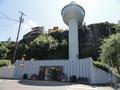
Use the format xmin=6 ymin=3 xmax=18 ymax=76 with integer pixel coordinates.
xmin=13 ymin=57 xmax=111 ymax=84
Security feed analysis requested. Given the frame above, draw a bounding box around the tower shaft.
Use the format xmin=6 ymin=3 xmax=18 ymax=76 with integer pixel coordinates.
xmin=69 ymin=19 xmax=79 ymax=60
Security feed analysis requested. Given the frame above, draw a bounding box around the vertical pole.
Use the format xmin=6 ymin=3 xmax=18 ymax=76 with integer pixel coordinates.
xmin=108 ymin=23 xmax=112 ymax=35
xmin=12 ymin=11 xmax=25 ymax=63
xmin=108 ymin=59 xmax=112 ymax=83
xmin=69 ymin=19 xmax=79 ymax=60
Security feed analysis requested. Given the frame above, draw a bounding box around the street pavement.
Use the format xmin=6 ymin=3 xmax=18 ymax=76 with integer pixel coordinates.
xmin=0 ymin=79 xmax=115 ymax=90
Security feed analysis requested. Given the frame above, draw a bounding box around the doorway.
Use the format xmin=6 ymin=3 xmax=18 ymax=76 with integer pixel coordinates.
xmin=39 ymin=66 xmax=63 ymax=81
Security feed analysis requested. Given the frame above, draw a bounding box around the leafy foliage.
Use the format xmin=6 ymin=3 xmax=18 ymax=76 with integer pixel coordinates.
xmin=49 ymin=30 xmax=67 ymax=43
xmin=0 ymin=30 xmax=68 ymax=60
xmin=0 ymin=60 xmax=11 ymax=67
xmin=7 ymin=42 xmax=15 ymax=60
xmin=114 ymin=20 xmax=120 ymax=33
xmin=29 ymin=34 xmax=58 ymax=59
xmin=93 ymin=61 xmax=109 ymax=73
xmin=16 ymin=43 xmax=29 ymax=59
xmin=100 ymin=33 xmax=120 ymax=74
xmin=56 ymin=39 xmax=68 ymax=59
xmin=100 ymin=33 xmax=120 ymax=66
xmin=0 ymin=42 xmax=9 ymax=59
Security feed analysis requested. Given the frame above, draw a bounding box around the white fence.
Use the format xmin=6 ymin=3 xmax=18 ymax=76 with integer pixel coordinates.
xmin=0 ymin=67 xmax=14 ymax=79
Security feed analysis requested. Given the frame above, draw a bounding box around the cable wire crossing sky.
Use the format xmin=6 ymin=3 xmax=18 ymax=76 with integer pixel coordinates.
xmin=0 ymin=0 xmax=120 ymax=41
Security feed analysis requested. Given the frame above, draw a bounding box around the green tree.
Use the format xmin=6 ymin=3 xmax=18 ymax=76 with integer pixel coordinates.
xmin=56 ymin=39 xmax=68 ymax=59
xmin=49 ymin=30 xmax=66 ymax=43
xmin=114 ymin=20 xmax=120 ymax=33
xmin=100 ymin=33 xmax=120 ymax=74
xmin=16 ymin=43 xmax=29 ymax=59
xmin=7 ymin=41 xmax=15 ymax=60
xmin=0 ymin=42 xmax=9 ymax=59
xmin=29 ymin=34 xmax=58 ymax=60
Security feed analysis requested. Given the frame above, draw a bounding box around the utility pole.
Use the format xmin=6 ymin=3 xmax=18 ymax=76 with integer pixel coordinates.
xmin=12 ymin=11 xmax=25 ymax=63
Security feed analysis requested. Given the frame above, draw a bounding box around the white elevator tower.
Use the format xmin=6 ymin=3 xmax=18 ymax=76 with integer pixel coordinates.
xmin=61 ymin=1 xmax=85 ymax=60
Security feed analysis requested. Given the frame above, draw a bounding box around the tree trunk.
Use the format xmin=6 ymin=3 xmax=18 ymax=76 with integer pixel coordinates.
xmin=116 ymin=65 xmax=120 ymax=75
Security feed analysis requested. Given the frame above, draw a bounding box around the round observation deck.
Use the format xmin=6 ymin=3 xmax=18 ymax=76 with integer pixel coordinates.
xmin=61 ymin=1 xmax=85 ymax=28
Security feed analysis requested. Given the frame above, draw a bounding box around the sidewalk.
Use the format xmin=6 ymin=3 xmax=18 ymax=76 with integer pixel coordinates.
xmin=67 ymin=84 xmax=113 ymax=90
xmin=0 ymin=79 xmax=114 ymax=90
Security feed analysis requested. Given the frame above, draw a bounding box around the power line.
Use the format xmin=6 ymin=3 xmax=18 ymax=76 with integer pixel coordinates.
xmin=0 ymin=11 xmax=19 ymax=22
xmin=0 ymin=12 xmax=13 ymax=19
xmin=0 ymin=16 xmax=19 ymax=22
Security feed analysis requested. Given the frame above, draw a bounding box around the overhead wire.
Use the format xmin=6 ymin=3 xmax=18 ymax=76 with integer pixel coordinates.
xmin=0 ymin=12 xmax=13 ymax=19
xmin=0 ymin=11 xmax=27 ymax=29
xmin=0 ymin=11 xmax=19 ymax=22
xmin=0 ymin=16 xmax=19 ymax=22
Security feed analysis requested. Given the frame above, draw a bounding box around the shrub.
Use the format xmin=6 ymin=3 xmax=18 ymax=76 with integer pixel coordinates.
xmin=77 ymin=77 xmax=89 ymax=83
xmin=23 ymin=73 xmax=28 ymax=79
xmin=70 ymin=75 xmax=77 ymax=82
xmin=0 ymin=60 xmax=11 ymax=67
xmin=93 ymin=61 xmax=109 ymax=73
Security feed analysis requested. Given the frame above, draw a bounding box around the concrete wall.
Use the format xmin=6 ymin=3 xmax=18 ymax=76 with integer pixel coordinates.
xmin=0 ymin=67 xmax=14 ymax=79
xmin=13 ymin=58 xmax=92 ymax=82
xmin=91 ymin=66 xmax=110 ymax=84
xmin=13 ymin=57 xmax=111 ymax=84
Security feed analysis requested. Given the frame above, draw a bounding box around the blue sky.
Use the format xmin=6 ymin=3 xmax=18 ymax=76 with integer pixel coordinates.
xmin=0 ymin=0 xmax=120 ymax=41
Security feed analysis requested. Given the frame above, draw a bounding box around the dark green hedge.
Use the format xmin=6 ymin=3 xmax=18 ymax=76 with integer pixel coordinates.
xmin=0 ymin=60 xmax=11 ymax=67
xmin=93 ymin=61 xmax=109 ymax=73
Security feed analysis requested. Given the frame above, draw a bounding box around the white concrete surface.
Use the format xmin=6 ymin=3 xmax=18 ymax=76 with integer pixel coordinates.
xmin=0 ymin=79 xmax=114 ymax=90
xmin=0 ymin=67 xmax=14 ymax=79
xmin=91 ymin=66 xmax=111 ymax=84
xmin=0 ymin=79 xmax=3 ymax=82
xmin=67 ymin=84 xmax=97 ymax=90
xmin=68 ymin=18 xmax=79 ymax=60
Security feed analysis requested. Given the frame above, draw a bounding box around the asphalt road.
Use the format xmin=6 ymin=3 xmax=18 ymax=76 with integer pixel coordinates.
xmin=0 ymin=79 xmax=114 ymax=90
